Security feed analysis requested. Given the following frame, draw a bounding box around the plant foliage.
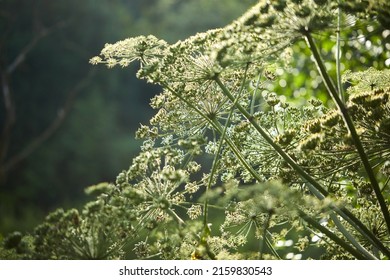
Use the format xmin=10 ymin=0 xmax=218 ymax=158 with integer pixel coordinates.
xmin=2 ymin=0 xmax=390 ymax=259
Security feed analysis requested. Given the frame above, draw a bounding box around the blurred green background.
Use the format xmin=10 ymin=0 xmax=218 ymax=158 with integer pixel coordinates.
xmin=0 ymin=0 xmax=257 ymax=234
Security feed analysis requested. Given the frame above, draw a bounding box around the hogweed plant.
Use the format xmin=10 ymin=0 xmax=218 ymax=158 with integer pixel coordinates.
xmin=2 ymin=0 xmax=390 ymax=259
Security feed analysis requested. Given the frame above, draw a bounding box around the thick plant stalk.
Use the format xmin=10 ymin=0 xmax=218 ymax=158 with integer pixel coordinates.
xmin=336 ymin=3 xmax=345 ymax=103
xmin=304 ymin=31 xmax=390 ymax=236
xmin=329 ymin=213 xmax=377 ymax=259
xmin=298 ymin=209 xmax=371 ymax=260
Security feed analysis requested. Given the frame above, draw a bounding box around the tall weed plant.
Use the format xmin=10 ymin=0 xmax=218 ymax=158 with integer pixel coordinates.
xmin=2 ymin=0 xmax=390 ymax=259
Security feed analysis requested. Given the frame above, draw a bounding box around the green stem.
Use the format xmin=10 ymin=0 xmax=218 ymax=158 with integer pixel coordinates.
xmin=304 ymin=31 xmax=390 ymax=236
xmin=259 ymin=212 xmax=272 ymax=259
xmin=298 ymin=209 xmax=371 ymax=259
xmin=336 ymin=2 xmax=345 ymax=103
xmin=167 ymin=208 xmax=185 ymax=225
xmin=212 ymin=120 xmax=261 ymax=180
xmin=265 ymin=236 xmax=281 ymax=259
xmin=381 ymin=176 xmax=390 ymax=192
xmin=329 ymin=212 xmax=377 ymax=259
xmin=334 ymin=206 xmax=390 ymax=257
xmin=250 ymin=74 xmax=262 ymax=115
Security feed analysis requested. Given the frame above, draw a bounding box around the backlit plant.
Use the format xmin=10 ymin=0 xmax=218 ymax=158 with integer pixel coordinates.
xmin=2 ymin=0 xmax=390 ymax=259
